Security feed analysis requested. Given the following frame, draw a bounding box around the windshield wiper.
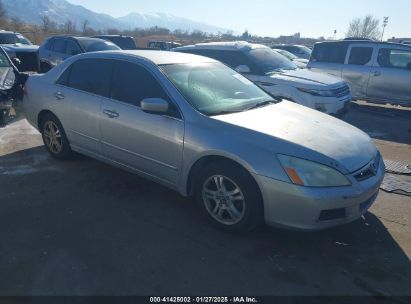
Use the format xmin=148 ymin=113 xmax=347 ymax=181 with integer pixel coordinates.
xmin=247 ymin=99 xmax=277 ymax=110
xmin=208 ymin=109 xmax=245 ymax=116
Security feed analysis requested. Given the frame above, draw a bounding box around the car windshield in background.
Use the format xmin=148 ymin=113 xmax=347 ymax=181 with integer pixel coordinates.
xmin=275 ymin=49 xmax=298 ymax=60
xmin=0 ymin=33 xmax=32 ymax=45
xmin=248 ymin=48 xmax=297 ymax=74
xmin=161 ymin=62 xmax=274 ymax=116
xmin=108 ymin=37 xmax=136 ymax=50
xmin=78 ymin=39 xmax=121 ymax=52
xmin=0 ymin=50 xmax=11 ymax=67
xmin=299 ymin=46 xmax=312 ymax=56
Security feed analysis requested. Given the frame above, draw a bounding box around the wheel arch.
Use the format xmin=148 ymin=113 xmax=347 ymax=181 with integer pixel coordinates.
xmin=185 ymin=154 xmax=262 ymax=199
xmin=37 ymin=109 xmax=57 ymax=130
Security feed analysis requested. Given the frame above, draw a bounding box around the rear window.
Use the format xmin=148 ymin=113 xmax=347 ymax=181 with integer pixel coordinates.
xmin=57 ymin=58 xmax=113 ymax=97
xmin=311 ymin=43 xmax=348 ymax=63
xmin=348 ymin=47 xmax=373 ymax=65
xmin=77 ymin=39 xmax=121 ymax=52
xmin=106 ymin=37 xmax=136 ymax=50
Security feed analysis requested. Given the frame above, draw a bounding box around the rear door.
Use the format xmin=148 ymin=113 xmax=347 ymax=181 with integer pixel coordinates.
xmin=100 ymin=60 xmax=184 ymax=185
xmin=308 ymin=42 xmax=347 ymax=78
xmin=366 ymin=46 xmax=411 ymax=104
xmin=341 ymin=44 xmax=375 ymax=99
xmin=55 ymin=58 xmax=113 ymax=154
xmin=50 ymin=38 xmax=68 ymax=66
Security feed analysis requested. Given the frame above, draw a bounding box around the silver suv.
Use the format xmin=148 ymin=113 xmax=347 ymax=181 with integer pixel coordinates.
xmin=308 ymin=40 xmax=411 ymax=106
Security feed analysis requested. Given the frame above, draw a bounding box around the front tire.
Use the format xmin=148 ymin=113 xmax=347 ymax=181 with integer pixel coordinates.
xmin=40 ymin=113 xmax=73 ymax=160
xmin=194 ymin=161 xmax=264 ymax=232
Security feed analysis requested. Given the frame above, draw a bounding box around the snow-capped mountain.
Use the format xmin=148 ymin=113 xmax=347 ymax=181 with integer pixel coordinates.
xmin=1 ymin=0 xmax=229 ymax=33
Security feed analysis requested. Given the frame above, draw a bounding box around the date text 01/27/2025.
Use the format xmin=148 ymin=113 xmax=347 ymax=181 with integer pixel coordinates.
xmin=149 ymin=297 xmax=259 ymax=303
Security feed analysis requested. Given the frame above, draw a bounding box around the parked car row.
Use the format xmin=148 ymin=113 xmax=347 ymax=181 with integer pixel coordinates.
xmin=23 ymin=49 xmax=384 ymax=232
xmin=308 ymin=40 xmax=411 ymax=106
xmin=174 ymin=42 xmax=351 ymax=116
xmin=0 ymin=46 xmax=27 ymax=126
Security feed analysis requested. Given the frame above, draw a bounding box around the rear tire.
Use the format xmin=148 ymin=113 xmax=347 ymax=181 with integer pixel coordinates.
xmin=194 ymin=161 xmax=264 ymax=232
xmin=40 ymin=113 xmax=73 ymax=160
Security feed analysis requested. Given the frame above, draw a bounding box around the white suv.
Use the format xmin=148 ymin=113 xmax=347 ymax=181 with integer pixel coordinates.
xmin=174 ymin=41 xmax=352 ymax=116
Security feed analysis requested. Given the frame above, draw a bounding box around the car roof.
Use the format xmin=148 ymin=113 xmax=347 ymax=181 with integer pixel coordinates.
xmin=314 ymin=40 xmax=411 ymax=48
xmin=174 ymin=41 xmax=269 ymax=52
xmin=78 ymin=50 xmax=218 ymax=65
xmin=0 ymin=30 xmax=21 ymax=35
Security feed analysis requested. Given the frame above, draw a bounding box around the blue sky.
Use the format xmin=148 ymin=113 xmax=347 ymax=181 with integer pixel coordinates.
xmin=68 ymin=0 xmax=410 ymax=39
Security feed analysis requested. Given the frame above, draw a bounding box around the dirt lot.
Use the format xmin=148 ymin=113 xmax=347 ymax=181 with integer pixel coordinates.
xmin=0 ymin=101 xmax=410 ymax=296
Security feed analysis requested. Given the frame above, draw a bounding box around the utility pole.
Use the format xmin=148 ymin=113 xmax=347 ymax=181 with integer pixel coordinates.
xmin=333 ymin=30 xmax=337 ymax=40
xmin=381 ymin=17 xmax=389 ymax=41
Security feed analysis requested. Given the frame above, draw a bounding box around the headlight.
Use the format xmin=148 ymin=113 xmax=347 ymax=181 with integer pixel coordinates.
xmin=278 ymin=155 xmax=351 ymax=187
xmin=297 ymin=87 xmax=335 ymax=97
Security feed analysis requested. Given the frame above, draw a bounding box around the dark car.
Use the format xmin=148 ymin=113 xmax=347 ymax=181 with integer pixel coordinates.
xmin=0 ymin=46 xmax=27 ymax=126
xmin=92 ymin=35 xmax=137 ymax=50
xmin=0 ymin=30 xmax=39 ymax=72
xmin=271 ymin=44 xmax=312 ymax=60
xmin=38 ymin=36 xmax=121 ymax=73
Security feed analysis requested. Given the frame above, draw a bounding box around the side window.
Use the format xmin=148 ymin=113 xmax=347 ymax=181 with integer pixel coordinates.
xmin=110 ymin=61 xmax=169 ymax=107
xmin=348 ymin=47 xmax=373 ymax=65
xmin=44 ymin=39 xmax=54 ymax=51
xmin=52 ymin=39 xmax=67 ymax=54
xmin=311 ymin=43 xmax=348 ymax=63
xmin=56 ymin=66 xmax=71 ymax=86
xmin=378 ymin=48 xmax=411 ymax=69
xmin=66 ymin=59 xmax=113 ymax=97
xmin=66 ymin=41 xmax=81 ymax=56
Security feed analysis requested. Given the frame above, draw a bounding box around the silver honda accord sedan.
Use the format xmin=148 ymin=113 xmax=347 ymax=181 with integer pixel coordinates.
xmin=23 ymin=50 xmax=385 ymax=231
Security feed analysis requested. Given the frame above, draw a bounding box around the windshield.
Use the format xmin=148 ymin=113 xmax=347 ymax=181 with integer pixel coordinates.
xmin=298 ymin=46 xmax=312 ymax=56
xmin=161 ymin=62 xmax=274 ymax=116
xmin=78 ymin=39 xmax=121 ymax=52
xmin=0 ymin=49 xmax=11 ymax=67
xmin=107 ymin=37 xmax=136 ymax=50
xmin=248 ymin=48 xmax=297 ymax=74
xmin=275 ymin=49 xmax=298 ymax=60
xmin=0 ymin=33 xmax=32 ymax=45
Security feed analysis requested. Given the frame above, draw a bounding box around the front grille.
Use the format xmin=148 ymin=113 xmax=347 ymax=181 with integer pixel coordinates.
xmin=16 ymin=52 xmax=38 ymax=72
xmin=331 ymin=84 xmax=350 ymax=98
xmin=354 ymin=152 xmax=381 ymax=182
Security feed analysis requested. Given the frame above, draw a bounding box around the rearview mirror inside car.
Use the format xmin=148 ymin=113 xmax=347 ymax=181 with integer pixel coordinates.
xmin=141 ymin=98 xmax=169 ymax=114
xmin=235 ymin=65 xmax=251 ymax=74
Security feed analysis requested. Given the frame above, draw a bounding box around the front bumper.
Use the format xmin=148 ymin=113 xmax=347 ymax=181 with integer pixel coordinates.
xmin=254 ymin=157 xmax=385 ymax=231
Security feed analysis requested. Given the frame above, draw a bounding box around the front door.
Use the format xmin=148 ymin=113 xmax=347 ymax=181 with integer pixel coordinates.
xmin=366 ymin=46 xmax=411 ymax=104
xmin=100 ymin=60 xmax=184 ymax=186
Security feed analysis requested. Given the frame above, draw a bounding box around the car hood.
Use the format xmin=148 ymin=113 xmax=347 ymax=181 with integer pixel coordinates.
xmin=212 ymin=101 xmax=376 ymax=173
xmin=267 ymin=68 xmax=343 ymax=87
xmin=2 ymin=44 xmax=39 ymax=52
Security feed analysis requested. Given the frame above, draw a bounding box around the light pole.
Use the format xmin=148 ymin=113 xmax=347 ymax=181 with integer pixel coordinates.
xmin=381 ymin=17 xmax=389 ymax=41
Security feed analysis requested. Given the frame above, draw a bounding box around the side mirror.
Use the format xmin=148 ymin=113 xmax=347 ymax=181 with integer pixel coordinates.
xmin=235 ymin=65 xmax=251 ymax=74
xmin=141 ymin=98 xmax=169 ymax=114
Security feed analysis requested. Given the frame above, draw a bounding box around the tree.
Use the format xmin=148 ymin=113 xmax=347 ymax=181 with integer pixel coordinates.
xmin=40 ymin=14 xmax=56 ymax=33
xmin=81 ymin=19 xmax=90 ymax=36
xmin=10 ymin=16 xmax=24 ymax=31
xmin=62 ymin=20 xmax=76 ymax=34
xmin=346 ymin=15 xmax=381 ymax=40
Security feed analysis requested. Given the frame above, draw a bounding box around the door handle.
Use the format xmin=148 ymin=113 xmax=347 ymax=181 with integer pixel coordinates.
xmin=373 ymin=71 xmax=381 ymax=77
xmin=103 ymin=109 xmax=119 ymax=119
xmin=54 ymin=92 xmax=65 ymax=100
